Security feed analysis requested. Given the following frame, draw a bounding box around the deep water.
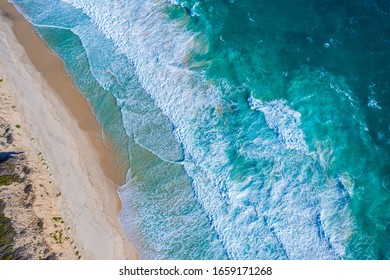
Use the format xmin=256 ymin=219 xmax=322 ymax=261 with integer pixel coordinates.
xmin=10 ymin=0 xmax=390 ymax=259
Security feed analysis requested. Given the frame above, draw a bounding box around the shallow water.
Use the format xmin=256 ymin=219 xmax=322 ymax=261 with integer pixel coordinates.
xmin=11 ymin=0 xmax=390 ymax=259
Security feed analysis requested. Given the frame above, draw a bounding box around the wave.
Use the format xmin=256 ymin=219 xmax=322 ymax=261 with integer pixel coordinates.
xmin=248 ymin=96 xmax=309 ymax=152
xmin=58 ymin=0 xmax=355 ymax=259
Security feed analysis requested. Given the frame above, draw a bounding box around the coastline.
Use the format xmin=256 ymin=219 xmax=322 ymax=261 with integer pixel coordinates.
xmin=0 ymin=1 xmax=138 ymax=259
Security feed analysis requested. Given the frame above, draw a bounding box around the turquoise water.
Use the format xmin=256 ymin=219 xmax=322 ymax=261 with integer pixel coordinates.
xmin=11 ymin=0 xmax=390 ymax=259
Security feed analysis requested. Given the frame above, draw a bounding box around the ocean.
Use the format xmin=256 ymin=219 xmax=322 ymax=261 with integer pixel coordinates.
xmin=10 ymin=0 xmax=390 ymax=259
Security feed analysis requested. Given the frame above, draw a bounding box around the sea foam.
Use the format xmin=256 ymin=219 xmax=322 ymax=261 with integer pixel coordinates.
xmin=59 ymin=0 xmax=354 ymax=259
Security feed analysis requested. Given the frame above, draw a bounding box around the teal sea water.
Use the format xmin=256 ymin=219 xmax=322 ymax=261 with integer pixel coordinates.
xmin=10 ymin=0 xmax=390 ymax=259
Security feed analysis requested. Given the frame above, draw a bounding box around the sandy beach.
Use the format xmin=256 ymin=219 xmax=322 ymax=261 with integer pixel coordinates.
xmin=0 ymin=1 xmax=138 ymax=259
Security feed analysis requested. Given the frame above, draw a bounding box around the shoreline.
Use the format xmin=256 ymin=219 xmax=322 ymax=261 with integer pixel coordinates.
xmin=0 ymin=1 xmax=138 ymax=259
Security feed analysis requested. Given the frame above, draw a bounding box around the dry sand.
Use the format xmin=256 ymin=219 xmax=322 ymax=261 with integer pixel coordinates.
xmin=0 ymin=1 xmax=138 ymax=259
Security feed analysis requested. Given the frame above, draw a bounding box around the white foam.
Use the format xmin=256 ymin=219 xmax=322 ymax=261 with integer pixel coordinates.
xmin=248 ymin=96 xmax=309 ymax=152
xmin=368 ymin=97 xmax=382 ymax=110
xmin=59 ymin=0 xmax=352 ymax=259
